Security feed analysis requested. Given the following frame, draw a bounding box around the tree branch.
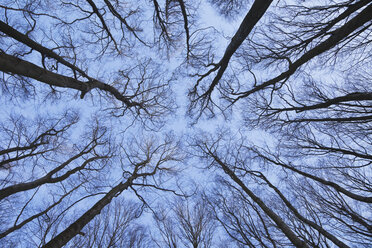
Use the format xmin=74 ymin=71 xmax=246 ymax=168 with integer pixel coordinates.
xmin=0 ymin=51 xmax=141 ymax=107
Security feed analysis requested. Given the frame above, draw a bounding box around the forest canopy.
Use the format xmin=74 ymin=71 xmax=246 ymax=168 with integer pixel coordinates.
xmin=0 ymin=0 xmax=371 ymax=247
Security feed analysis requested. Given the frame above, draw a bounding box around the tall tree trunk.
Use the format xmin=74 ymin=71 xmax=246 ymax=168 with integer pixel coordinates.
xmin=209 ymin=151 xmax=309 ymax=248
xmin=42 ymin=175 xmax=137 ymax=248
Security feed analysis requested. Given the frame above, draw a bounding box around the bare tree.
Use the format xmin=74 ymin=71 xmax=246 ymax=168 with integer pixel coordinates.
xmin=40 ymin=133 xmax=183 ymax=247
xmin=1 ymin=0 xmax=371 ymax=247
xmin=188 ymin=0 xmax=372 ymax=118
xmin=69 ymin=198 xmax=150 ymax=248
xmin=0 ymin=111 xmax=115 ymax=245
xmin=187 ymin=1 xmax=371 ymax=246
xmin=0 ymin=0 xmax=188 ymax=126
xmin=192 ymin=129 xmax=371 ymax=247
xmin=189 ymin=0 xmax=273 ymax=117
xmin=153 ymin=197 xmax=216 ymax=248
xmin=0 ymin=0 xmax=190 ymax=247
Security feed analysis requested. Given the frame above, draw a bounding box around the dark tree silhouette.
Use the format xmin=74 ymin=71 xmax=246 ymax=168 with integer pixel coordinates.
xmin=1 ymin=0 xmax=371 ymax=247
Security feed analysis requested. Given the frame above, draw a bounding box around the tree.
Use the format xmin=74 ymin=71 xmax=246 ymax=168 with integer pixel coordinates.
xmin=188 ymin=0 xmax=371 ymax=247
xmin=69 ymin=199 xmax=150 ymax=248
xmin=0 ymin=0 xmax=187 ymax=246
xmin=0 ymin=0 xmax=196 ymax=126
xmin=42 ymin=133 xmax=183 ymax=248
xmin=188 ymin=0 xmax=372 ymax=118
xmin=192 ymin=129 xmax=371 ymax=247
xmin=0 ymin=111 xmax=114 ymax=246
xmin=1 ymin=0 xmax=371 ymax=247
xmin=0 ymin=112 xmax=183 ymax=247
xmin=153 ymin=197 xmax=216 ymax=248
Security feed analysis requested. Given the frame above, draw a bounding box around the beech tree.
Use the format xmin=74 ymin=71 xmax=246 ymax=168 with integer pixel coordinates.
xmin=69 ymin=199 xmax=150 ymax=248
xmin=189 ymin=0 xmax=371 ymax=247
xmin=0 ymin=0 xmax=197 ymax=126
xmin=1 ymin=0 xmax=371 ymax=247
xmin=188 ymin=0 xmax=371 ymax=117
xmin=0 ymin=111 xmax=113 ymax=245
xmin=0 ymin=0 xmax=187 ymax=246
xmin=192 ymin=129 xmax=370 ymax=247
xmin=0 ymin=111 xmax=183 ymax=247
xmin=153 ymin=197 xmax=216 ymax=248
